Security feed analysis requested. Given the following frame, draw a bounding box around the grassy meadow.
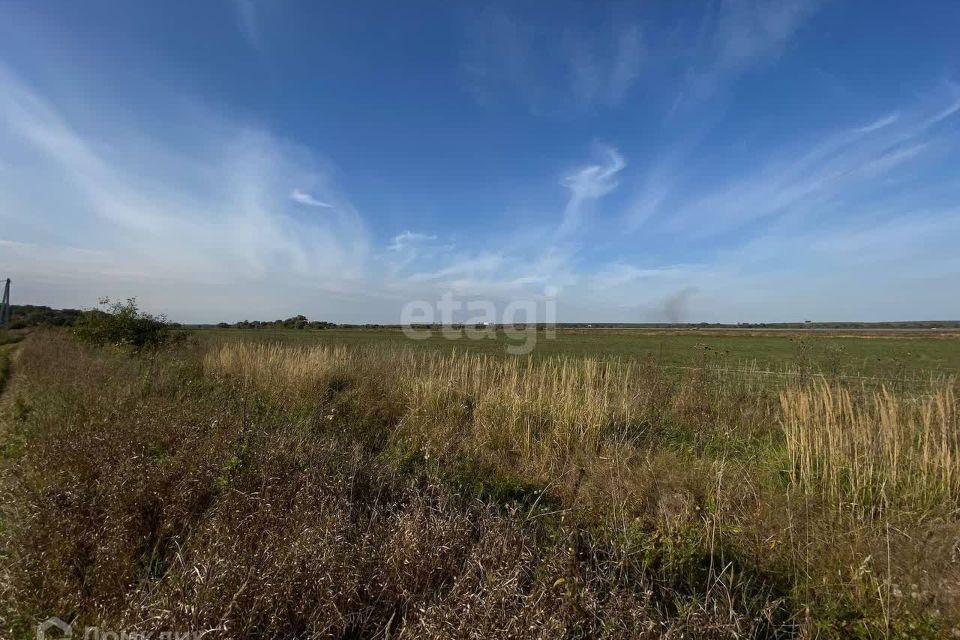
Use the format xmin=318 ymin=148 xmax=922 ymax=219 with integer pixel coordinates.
xmin=2 ymin=325 xmax=959 ymax=638
xmin=199 ymin=326 xmax=960 ymax=379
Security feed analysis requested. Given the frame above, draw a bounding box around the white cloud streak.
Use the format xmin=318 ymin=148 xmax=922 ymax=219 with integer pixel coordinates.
xmin=629 ymin=89 xmax=959 ymax=237
xmin=387 ymin=231 xmax=438 ymax=252
xmin=557 ymin=144 xmax=625 ymax=238
xmin=290 ymin=189 xmax=334 ymax=208
xmin=855 ymin=112 xmax=899 ymax=133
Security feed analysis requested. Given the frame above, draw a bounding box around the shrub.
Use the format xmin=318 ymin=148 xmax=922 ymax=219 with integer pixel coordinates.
xmin=74 ymin=297 xmax=178 ymax=352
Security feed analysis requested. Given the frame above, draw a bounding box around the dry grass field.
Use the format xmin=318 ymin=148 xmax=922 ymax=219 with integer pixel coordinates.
xmin=2 ymin=328 xmax=959 ymax=638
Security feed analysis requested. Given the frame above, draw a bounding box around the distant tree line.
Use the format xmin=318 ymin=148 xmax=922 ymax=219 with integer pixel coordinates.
xmin=220 ymin=315 xmax=338 ymax=330
xmin=555 ymin=321 xmax=960 ymax=329
xmin=7 ymin=305 xmax=83 ymax=329
xmin=207 ymin=318 xmax=960 ymax=331
xmin=8 ymin=303 xmax=959 ymax=332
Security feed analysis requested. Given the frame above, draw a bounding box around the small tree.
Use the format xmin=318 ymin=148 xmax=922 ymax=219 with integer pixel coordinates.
xmin=74 ymin=297 xmax=177 ymax=352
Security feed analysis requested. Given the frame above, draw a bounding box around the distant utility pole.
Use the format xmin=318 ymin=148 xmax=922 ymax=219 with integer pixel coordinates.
xmin=0 ymin=278 xmax=10 ymax=328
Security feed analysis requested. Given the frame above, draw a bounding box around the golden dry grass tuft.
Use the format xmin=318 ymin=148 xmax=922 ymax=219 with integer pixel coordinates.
xmin=782 ymin=381 xmax=959 ymax=516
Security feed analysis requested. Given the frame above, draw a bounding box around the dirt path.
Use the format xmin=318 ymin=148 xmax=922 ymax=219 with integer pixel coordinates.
xmin=0 ymin=330 xmax=26 ymax=396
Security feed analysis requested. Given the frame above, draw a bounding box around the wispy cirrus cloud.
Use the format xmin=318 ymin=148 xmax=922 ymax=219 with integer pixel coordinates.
xmin=628 ymin=86 xmax=960 ymax=237
xmin=460 ymin=10 xmax=645 ymax=113
xmin=590 ymin=263 xmax=702 ymax=290
xmin=0 ymin=59 xmax=372 ymax=320
xmin=0 ymin=49 xmax=634 ymax=322
xmin=459 ymin=11 xmax=532 ymax=108
xmin=855 ymin=112 xmax=899 ymax=133
xmin=388 ymin=231 xmax=438 ymax=252
xmin=673 ymin=0 xmax=822 ymax=108
xmin=290 ymin=188 xmax=334 ymax=208
xmin=711 ymin=0 xmax=819 ymax=71
xmin=931 ymin=96 xmax=960 ymax=125
xmin=406 ymin=253 xmax=505 ymax=284
xmin=557 ymin=144 xmax=625 ymax=238
xmin=566 ymin=24 xmax=644 ymax=108
xmin=232 ymin=0 xmax=261 ymax=50
xmin=4 ymin=1 xmax=957 ymax=326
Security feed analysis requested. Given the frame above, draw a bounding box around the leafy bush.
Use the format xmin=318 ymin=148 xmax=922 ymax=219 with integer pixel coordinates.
xmin=74 ymin=297 xmax=178 ymax=351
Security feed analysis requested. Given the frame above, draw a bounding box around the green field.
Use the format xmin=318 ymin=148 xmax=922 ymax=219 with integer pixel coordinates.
xmin=198 ymin=327 xmax=960 ymax=379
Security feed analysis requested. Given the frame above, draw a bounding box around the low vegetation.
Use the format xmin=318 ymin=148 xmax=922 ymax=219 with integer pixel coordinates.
xmin=5 ymin=304 xmax=82 ymax=329
xmin=1 ymin=327 xmax=958 ymax=637
xmin=73 ymin=297 xmax=180 ymax=352
xmin=197 ymin=325 xmax=960 ymax=379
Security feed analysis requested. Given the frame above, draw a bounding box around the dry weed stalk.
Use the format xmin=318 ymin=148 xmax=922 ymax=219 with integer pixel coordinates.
xmin=781 ymin=379 xmax=959 ymax=516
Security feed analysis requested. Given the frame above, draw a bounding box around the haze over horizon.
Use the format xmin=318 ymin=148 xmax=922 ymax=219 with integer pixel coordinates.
xmin=1 ymin=1 xmax=959 ymax=324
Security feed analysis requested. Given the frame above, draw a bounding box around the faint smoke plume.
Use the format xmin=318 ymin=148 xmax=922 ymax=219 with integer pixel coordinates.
xmin=662 ymin=286 xmax=698 ymax=323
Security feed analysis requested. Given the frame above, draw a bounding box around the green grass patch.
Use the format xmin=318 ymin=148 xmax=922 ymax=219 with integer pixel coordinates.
xmin=196 ymin=327 xmax=960 ymax=379
xmin=0 ymin=344 xmax=15 ymax=396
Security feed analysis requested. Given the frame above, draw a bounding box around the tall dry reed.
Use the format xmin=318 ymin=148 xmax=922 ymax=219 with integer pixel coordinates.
xmin=203 ymin=342 xmax=777 ymax=480
xmin=781 ymin=380 xmax=959 ymax=516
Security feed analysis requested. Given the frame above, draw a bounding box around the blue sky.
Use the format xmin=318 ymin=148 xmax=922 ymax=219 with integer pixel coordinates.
xmin=1 ymin=0 xmax=959 ymax=323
